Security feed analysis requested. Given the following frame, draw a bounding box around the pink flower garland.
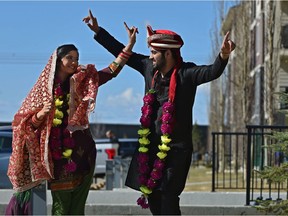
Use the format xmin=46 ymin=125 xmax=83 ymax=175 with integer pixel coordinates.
xmin=49 ymin=78 xmax=77 ymax=173
xmin=136 ymin=89 xmax=175 ymax=209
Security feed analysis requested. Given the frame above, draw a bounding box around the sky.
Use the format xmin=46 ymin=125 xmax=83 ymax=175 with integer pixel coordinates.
xmin=0 ymin=0 xmax=235 ymax=125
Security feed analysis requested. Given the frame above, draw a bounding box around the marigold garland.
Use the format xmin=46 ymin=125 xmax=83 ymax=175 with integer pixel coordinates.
xmin=136 ymin=89 xmax=175 ymax=209
xmin=49 ymin=78 xmax=76 ymax=173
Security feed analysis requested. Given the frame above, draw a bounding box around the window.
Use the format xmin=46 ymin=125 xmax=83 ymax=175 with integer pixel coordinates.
xmin=279 ymin=86 xmax=288 ymax=110
xmin=281 ymin=25 xmax=288 ymax=48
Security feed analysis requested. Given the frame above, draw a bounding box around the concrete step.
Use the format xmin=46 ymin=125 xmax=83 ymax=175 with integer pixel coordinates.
xmin=0 ymin=189 xmax=262 ymax=215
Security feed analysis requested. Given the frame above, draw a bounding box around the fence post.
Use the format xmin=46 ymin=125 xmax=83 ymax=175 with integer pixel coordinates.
xmin=31 ymin=182 xmax=47 ymax=215
xmin=212 ymin=132 xmax=216 ymax=192
xmin=246 ymin=126 xmax=252 ymax=206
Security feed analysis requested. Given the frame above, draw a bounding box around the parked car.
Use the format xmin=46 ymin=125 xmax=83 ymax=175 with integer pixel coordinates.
xmin=0 ymin=125 xmax=12 ymax=132
xmin=0 ymin=124 xmax=139 ymax=187
xmin=0 ymin=130 xmax=13 ymax=189
xmin=118 ymin=138 xmax=138 ymax=159
xmin=93 ymin=138 xmax=119 ymax=177
xmin=0 ymin=127 xmax=121 ymax=187
xmin=92 ymin=138 xmax=138 ymax=178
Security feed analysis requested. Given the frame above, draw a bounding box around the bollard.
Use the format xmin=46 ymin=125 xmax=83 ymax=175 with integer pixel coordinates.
xmin=31 ymin=181 xmax=47 ymax=215
xmin=121 ymin=158 xmax=131 ymax=188
xmin=106 ymin=159 xmax=114 ymax=190
xmin=114 ymin=156 xmax=122 ymax=188
xmin=105 ymin=158 xmax=132 ymax=189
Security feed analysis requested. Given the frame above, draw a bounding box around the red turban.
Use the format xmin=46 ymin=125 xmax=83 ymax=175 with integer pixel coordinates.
xmin=147 ymin=25 xmax=184 ymax=50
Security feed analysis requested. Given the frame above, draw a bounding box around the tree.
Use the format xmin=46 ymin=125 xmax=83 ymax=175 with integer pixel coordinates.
xmin=208 ymin=0 xmax=227 ymax=172
xmin=192 ymin=122 xmax=202 ymax=153
xmin=209 ymin=0 xmax=251 ymax=171
xmin=264 ymin=0 xmax=281 ymax=125
xmin=254 ymin=123 xmax=288 ymax=214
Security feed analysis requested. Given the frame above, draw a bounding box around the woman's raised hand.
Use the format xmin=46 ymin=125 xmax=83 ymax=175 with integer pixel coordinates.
xmin=123 ymin=22 xmax=138 ymax=51
xmin=83 ymin=9 xmax=99 ymax=34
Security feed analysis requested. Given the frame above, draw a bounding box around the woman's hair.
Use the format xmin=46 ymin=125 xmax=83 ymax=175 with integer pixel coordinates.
xmin=56 ymin=44 xmax=78 ymax=59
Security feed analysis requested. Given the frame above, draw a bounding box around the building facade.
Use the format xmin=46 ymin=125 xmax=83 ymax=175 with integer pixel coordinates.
xmin=212 ymin=0 xmax=288 ymax=133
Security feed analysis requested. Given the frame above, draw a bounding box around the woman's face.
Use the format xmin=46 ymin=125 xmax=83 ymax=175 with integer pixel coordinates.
xmin=58 ymin=50 xmax=79 ymax=75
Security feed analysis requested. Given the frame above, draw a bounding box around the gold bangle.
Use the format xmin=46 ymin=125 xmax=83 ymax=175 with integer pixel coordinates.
xmin=122 ymin=49 xmax=132 ymax=56
xmin=34 ymin=113 xmax=42 ymax=121
xmin=109 ymin=61 xmax=123 ymax=77
xmin=31 ymin=114 xmax=43 ymax=126
xmin=119 ymin=52 xmax=129 ymax=60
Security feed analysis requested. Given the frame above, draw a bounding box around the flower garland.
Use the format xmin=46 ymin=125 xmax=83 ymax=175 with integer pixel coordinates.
xmin=49 ymin=78 xmax=76 ymax=173
xmin=136 ymin=89 xmax=175 ymax=209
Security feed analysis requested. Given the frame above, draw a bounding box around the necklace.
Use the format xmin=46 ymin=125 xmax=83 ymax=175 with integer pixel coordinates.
xmin=49 ymin=78 xmax=76 ymax=173
xmin=136 ymin=67 xmax=178 ymax=209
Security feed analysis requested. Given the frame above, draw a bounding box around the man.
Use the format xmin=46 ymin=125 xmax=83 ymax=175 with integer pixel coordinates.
xmin=83 ymin=10 xmax=235 ymax=215
xmin=106 ymin=130 xmax=119 ymax=143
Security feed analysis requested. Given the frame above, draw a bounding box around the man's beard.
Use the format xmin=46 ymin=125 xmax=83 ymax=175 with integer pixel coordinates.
xmin=153 ymin=55 xmax=166 ymax=71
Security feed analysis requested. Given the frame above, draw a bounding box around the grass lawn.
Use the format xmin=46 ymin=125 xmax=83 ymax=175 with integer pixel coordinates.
xmin=184 ymin=165 xmax=213 ymax=192
xmin=184 ymin=164 xmax=247 ymax=192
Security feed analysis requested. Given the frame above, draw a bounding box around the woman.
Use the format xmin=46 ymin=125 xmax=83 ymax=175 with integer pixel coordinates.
xmin=5 ymin=25 xmax=138 ymax=215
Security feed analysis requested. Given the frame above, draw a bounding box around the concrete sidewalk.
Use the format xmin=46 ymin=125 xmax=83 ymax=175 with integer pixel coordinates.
xmin=0 ymin=189 xmax=262 ymax=215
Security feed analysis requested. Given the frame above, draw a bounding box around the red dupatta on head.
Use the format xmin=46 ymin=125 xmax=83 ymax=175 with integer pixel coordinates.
xmin=8 ymin=50 xmax=99 ymax=192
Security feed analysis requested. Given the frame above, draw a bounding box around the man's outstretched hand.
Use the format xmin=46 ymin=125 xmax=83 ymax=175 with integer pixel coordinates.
xmin=220 ymin=31 xmax=236 ymax=60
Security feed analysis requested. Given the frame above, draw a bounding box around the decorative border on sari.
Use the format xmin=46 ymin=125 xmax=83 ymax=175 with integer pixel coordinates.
xmin=14 ymin=180 xmax=44 ymax=193
xmin=50 ymin=176 xmax=83 ymax=191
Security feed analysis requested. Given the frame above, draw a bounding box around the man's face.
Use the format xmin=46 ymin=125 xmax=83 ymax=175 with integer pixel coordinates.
xmin=149 ymin=48 xmax=166 ymax=71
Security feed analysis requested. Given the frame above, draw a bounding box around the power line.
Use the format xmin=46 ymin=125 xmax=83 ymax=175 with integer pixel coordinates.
xmin=0 ymin=52 xmax=110 ymax=65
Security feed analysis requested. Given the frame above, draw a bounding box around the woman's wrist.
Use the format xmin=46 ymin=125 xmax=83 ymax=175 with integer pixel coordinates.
xmin=32 ymin=113 xmax=44 ymax=127
xmin=36 ymin=112 xmax=44 ymax=121
xmin=108 ymin=49 xmax=133 ymax=77
xmin=123 ymin=44 xmax=133 ymax=54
